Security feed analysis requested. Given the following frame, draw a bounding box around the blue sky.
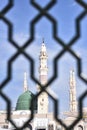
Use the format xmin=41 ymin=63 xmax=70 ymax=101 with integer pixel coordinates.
xmin=0 ymin=0 xmax=87 ymax=120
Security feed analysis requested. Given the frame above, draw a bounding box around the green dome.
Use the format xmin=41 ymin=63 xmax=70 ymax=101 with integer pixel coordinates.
xmin=16 ymin=90 xmax=37 ymax=110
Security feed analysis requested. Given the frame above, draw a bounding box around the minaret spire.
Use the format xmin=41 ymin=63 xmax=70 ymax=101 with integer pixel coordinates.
xmin=42 ymin=37 xmax=44 ymax=43
xmin=69 ymin=69 xmax=77 ymax=112
xmin=38 ymin=40 xmax=48 ymax=114
xmin=23 ymin=72 xmax=28 ymax=92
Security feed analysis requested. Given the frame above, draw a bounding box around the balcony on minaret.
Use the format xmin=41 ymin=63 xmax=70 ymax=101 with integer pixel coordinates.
xmin=39 ymin=51 xmax=48 ymax=59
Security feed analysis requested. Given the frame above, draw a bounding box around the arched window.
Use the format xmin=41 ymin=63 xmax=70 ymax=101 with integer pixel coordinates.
xmin=48 ymin=124 xmax=54 ymax=130
xmin=78 ymin=125 xmax=83 ymax=130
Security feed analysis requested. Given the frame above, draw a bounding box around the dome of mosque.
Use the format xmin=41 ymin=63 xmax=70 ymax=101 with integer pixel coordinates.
xmin=16 ymin=90 xmax=37 ymax=110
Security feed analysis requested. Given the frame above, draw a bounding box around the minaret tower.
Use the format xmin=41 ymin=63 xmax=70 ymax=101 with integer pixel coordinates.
xmin=69 ymin=69 xmax=77 ymax=112
xmin=38 ymin=39 xmax=48 ymax=114
xmin=24 ymin=72 xmax=28 ymax=92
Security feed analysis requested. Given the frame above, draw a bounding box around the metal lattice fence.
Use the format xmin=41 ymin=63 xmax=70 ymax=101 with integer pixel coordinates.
xmin=0 ymin=0 xmax=87 ymax=130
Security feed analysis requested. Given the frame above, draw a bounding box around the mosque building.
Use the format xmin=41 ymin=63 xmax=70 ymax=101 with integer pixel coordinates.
xmin=0 ymin=40 xmax=87 ymax=130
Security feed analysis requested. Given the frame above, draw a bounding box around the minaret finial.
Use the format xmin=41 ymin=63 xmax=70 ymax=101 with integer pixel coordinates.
xmin=24 ymin=72 xmax=28 ymax=92
xmin=42 ymin=37 xmax=44 ymax=43
xmin=70 ymin=69 xmax=75 ymax=87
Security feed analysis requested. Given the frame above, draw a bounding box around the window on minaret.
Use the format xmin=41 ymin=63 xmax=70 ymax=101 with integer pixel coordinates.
xmin=42 ymin=98 xmax=44 ymax=101
xmin=78 ymin=125 xmax=83 ymax=130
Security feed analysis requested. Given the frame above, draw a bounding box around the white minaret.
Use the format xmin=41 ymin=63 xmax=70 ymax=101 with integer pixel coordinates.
xmin=69 ymin=69 xmax=77 ymax=112
xmin=23 ymin=72 xmax=28 ymax=92
xmin=38 ymin=39 xmax=48 ymax=114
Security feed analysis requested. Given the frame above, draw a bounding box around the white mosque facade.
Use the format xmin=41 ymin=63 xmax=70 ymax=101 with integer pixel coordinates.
xmin=0 ymin=41 xmax=87 ymax=130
